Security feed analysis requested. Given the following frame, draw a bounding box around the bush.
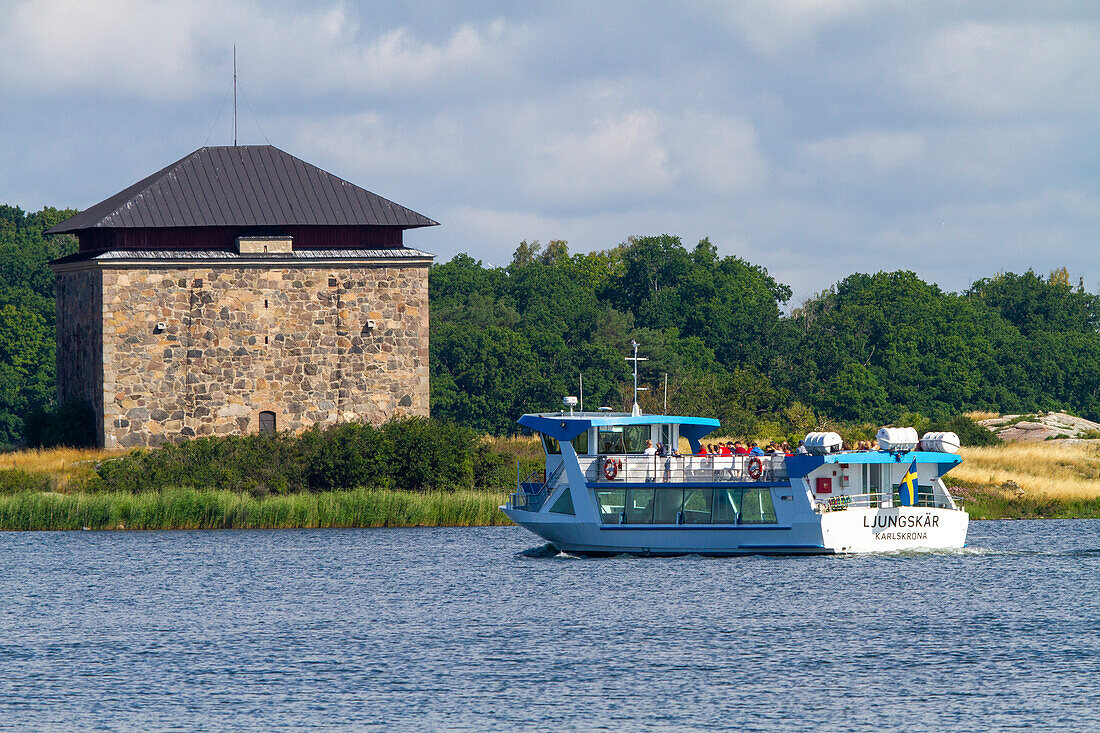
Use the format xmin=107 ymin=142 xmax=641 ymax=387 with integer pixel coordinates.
xmin=472 ymin=441 xmax=520 ymax=490
xmin=927 ymin=415 xmax=1000 ymax=447
xmin=0 ymin=469 xmax=53 ymax=495
xmin=91 ymin=432 xmax=306 ymax=494
xmin=24 ymin=400 xmax=96 ymax=448
xmin=382 ymin=417 xmax=477 ymax=490
xmin=299 ymin=422 xmax=393 ymax=491
xmin=88 ymin=417 xmax=486 ymax=494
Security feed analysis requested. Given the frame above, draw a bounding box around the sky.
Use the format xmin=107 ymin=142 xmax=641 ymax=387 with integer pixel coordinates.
xmin=1 ymin=0 xmax=1098 ymax=303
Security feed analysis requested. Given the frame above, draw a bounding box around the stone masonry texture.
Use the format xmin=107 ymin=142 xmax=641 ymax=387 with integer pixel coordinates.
xmin=56 ymin=263 xmax=429 ymax=448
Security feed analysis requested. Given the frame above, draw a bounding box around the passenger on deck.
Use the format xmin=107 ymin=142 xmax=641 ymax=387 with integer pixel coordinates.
xmin=719 ymin=442 xmax=732 ymax=456
xmin=796 ymin=440 xmax=809 ymax=455
xmin=696 ymin=443 xmax=708 ymax=456
xmin=734 ymin=441 xmax=750 ymax=456
xmin=655 ymin=442 xmax=667 ymax=457
xmin=749 ymin=442 xmax=765 ymax=456
xmin=644 ymin=440 xmax=657 ymax=456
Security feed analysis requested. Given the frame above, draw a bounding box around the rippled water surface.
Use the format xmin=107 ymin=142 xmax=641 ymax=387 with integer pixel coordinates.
xmin=2 ymin=520 xmax=1099 ymax=731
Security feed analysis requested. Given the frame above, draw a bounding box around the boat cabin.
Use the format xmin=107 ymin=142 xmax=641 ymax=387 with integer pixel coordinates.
xmin=513 ymin=412 xmax=961 ymax=525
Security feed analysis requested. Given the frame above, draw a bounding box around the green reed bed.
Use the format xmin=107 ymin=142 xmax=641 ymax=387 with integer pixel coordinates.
xmin=0 ymin=488 xmax=513 ymax=531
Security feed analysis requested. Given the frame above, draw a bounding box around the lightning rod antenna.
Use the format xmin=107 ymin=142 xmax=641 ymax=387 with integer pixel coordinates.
xmin=233 ymin=44 xmax=237 ymax=146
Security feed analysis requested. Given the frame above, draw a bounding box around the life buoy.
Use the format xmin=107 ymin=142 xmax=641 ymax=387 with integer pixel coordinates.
xmin=603 ymin=457 xmax=621 ymax=480
xmin=747 ymin=457 xmax=764 ymax=480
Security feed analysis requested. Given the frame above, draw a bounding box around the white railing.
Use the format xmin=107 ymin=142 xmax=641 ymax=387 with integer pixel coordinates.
xmin=817 ymin=490 xmax=953 ymax=512
xmin=580 ymin=454 xmax=788 ymax=483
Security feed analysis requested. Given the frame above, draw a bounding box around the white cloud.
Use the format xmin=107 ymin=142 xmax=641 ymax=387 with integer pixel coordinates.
xmin=702 ymin=0 xmax=875 ymax=56
xmin=672 ymin=113 xmax=767 ymax=194
xmin=0 ymin=0 xmax=516 ymax=99
xmin=523 ymin=111 xmax=673 ymax=207
xmin=802 ymin=130 xmax=926 ymax=172
xmin=902 ymin=22 xmax=1100 ymax=115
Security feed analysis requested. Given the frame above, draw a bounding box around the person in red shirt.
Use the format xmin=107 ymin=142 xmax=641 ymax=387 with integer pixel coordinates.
xmin=733 ymin=441 xmax=750 ymax=456
xmin=719 ymin=442 xmax=733 ymax=456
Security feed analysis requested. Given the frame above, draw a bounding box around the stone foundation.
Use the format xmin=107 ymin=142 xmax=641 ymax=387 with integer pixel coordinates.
xmin=55 ymin=258 xmax=429 ymax=448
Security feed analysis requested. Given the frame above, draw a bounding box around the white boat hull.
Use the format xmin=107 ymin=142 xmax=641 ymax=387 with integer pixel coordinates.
xmin=819 ymin=506 xmax=969 ymax=553
xmin=502 ymin=505 xmax=968 ymax=556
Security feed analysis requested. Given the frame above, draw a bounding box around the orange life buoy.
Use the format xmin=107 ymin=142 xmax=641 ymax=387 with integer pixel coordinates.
xmin=747 ymin=457 xmax=764 ymax=480
xmin=603 ymin=457 xmax=620 ymax=480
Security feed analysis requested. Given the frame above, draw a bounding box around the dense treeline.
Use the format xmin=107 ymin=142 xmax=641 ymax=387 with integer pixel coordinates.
xmin=0 ymin=206 xmax=77 ymax=444
xmin=431 ymin=237 xmax=1100 ymax=435
xmin=2 ymin=204 xmax=1098 ymax=445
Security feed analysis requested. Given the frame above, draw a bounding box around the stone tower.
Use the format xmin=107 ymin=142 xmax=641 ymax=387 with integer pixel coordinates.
xmin=48 ymin=145 xmax=436 ymax=448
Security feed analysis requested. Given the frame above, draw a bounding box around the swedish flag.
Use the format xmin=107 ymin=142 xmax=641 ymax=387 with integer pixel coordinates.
xmin=897 ymin=461 xmax=918 ymax=506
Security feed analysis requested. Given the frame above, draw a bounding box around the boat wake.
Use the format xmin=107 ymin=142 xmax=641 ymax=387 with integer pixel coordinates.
xmin=515 ymin=543 xmax=564 ymax=559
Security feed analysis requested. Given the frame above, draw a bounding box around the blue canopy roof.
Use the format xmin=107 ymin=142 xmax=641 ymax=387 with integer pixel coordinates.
xmin=518 ymin=413 xmax=720 ymax=443
xmin=785 ymin=451 xmax=961 ymax=479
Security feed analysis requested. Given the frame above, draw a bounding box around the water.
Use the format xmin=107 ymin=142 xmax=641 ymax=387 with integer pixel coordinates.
xmin=1 ymin=521 xmax=1099 ymax=731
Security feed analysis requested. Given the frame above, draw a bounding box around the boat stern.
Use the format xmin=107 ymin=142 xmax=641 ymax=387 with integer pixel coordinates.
xmin=820 ymin=506 xmax=968 ymax=553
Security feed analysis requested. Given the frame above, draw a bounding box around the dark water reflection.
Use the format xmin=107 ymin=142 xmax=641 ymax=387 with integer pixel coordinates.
xmin=1 ymin=520 xmax=1099 ymax=731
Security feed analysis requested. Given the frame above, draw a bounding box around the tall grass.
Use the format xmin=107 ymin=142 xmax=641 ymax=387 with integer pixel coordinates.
xmin=0 ymin=488 xmax=513 ymax=531
xmin=950 ymin=480 xmax=1100 ymax=520
xmin=956 ymin=442 xmax=1100 ymax=500
xmin=963 ymin=410 xmax=1001 ymax=422
xmin=0 ymin=447 xmax=119 ymax=490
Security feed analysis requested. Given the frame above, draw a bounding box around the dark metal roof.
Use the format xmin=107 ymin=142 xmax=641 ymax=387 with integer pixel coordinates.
xmin=47 ymin=145 xmax=439 ymax=234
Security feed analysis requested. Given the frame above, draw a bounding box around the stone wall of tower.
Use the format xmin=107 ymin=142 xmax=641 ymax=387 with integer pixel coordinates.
xmin=55 ymin=269 xmax=104 ymax=444
xmin=88 ymin=263 xmax=429 ymax=447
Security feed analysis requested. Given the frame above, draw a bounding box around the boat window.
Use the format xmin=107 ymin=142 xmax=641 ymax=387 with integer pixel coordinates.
xmin=681 ymin=488 xmax=713 ymax=524
xmin=549 ymin=488 xmax=575 ymax=515
xmin=652 ymin=488 xmax=683 ymax=524
xmin=622 ymin=425 xmax=649 ymax=453
xmin=595 ymin=489 xmax=624 ymax=524
xmin=712 ymin=488 xmax=740 ymax=524
xmin=598 ymin=427 xmax=624 ymax=454
xmin=597 ymin=425 xmax=650 ymax=454
xmin=541 ymin=434 xmax=562 ymax=455
xmin=572 ymin=430 xmax=589 ymax=455
xmin=624 ymin=488 xmax=655 ymax=524
xmin=659 ymin=424 xmax=673 ymax=450
xmin=740 ymin=488 xmax=777 ymax=524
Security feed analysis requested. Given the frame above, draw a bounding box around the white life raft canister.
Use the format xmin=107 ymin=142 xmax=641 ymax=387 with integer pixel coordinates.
xmin=803 ymin=431 xmax=843 ymax=455
xmin=876 ymin=426 xmax=919 ymax=452
xmin=920 ymin=431 xmax=961 ymax=454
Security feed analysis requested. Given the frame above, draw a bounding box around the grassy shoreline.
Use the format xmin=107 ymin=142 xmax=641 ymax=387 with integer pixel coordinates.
xmin=2 ymin=485 xmax=1098 ymax=531
xmin=4 ymin=440 xmax=1100 ymax=530
xmin=0 ymin=488 xmax=513 ymax=531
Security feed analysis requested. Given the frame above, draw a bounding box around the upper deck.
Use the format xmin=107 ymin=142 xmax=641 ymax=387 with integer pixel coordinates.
xmin=513 ymin=411 xmax=963 ymax=511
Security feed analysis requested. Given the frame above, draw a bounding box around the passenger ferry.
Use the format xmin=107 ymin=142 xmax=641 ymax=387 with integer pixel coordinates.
xmin=501 ymin=409 xmax=969 ymax=556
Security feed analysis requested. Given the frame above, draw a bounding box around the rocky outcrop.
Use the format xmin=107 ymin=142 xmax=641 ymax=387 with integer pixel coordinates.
xmin=977 ymin=411 xmax=1100 ymax=442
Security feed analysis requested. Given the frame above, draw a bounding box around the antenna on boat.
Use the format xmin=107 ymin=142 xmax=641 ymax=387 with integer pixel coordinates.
xmin=579 ymin=373 xmax=584 ymax=413
xmin=664 ymin=373 xmax=668 ymax=415
xmin=626 ymin=340 xmax=648 ymax=417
